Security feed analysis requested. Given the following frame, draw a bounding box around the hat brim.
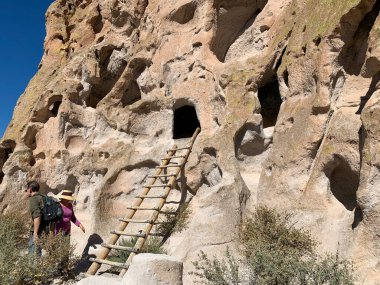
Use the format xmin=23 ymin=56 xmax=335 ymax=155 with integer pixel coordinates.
xmin=56 ymin=195 xmax=76 ymax=201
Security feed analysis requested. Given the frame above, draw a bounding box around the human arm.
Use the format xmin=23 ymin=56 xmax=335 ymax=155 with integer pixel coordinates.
xmin=33 ymin=216 xmax=41 ymax=241
xmin=70 ymin=206 xmax=85 ymax=233
xmin=30 ymin=195 xmax=43 ymax=240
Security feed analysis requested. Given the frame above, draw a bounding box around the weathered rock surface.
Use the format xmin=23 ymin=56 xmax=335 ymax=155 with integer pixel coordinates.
xmin=122 ymin=253 xmax=183 ymax=285
xmin=2 ymin=0 xmax=380 ymax=284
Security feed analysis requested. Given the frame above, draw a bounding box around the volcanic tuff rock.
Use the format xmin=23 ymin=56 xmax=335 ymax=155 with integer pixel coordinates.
xmin=1 ymin=0 xmax=380 ymax=283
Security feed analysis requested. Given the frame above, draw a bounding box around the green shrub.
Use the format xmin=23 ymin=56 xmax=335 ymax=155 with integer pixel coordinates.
xmin=156 ymin=203 xmax=191 ymax=238
xmin=0 ymin=211 xmax=79 ymax=285
xmin=191 ymin=247 xmax=242 ymax=285
xmin=109 ymin=236 xmax=166 ymax=265
xmin=191 ymin=206 xmax=355 ymax=285
xmin=0 ymin=211 xmax=28 ymax=285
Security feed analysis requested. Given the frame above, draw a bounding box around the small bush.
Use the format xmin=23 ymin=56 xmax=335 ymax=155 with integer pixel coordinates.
xmin=0 ymin=211 xmax=28 ymax=285
xmin=0 ymin=211 xmax=79 ymax=285
xmin=109 ymin=236 xmax=166 ymax=265
xmin=191 ymin=206 xmax=355 ymax=285
xmin=191 ymin=247 xmax=242 ymax=285
xmin=156 ymin=203 xmax=191 ymax=237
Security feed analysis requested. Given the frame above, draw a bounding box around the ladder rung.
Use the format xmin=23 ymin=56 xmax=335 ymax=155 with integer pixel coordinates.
xmin=159 ymin=211 xmax=177 ymax=215
xmin=136 ymin=195 xmax=167 ymax=199
xmin=101 ymin=243 xmax=139 ymax=253
xmin=167 ymin=147 xmax=190 ymax=152
xmin=148 ymin=174 xmax=177 ymax=178
xmin=165 ymin=200 xmax=180 ymax=204
xmin=118 ymin=218 xmax=153 ymax=223
xmin=149 ymin=232 xmax=166 ymax=237
xmin=89 ymin=258 xmax=129 ymax=269
xmin=143 ymin=184 xmax=171 ymax=188
xmin=127 ymin=206 xmax=160 ymax=211
xmin=156 ymin=164 xmax=182 ymax=168
xmin=111 ymin=230 xmax=146 ymax=237
xmin=162 ymin=155 xmax=186 ymax=159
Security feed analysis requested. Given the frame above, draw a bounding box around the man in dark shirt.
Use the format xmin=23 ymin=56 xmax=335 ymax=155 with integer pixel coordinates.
xmin=26 ymin=181 xmax=44 ymax=255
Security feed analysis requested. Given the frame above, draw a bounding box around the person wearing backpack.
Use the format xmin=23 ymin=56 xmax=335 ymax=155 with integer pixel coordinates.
xmin=25 ymin=180 xmax=44 ymax=256
xmin=54 ymin=190 xmax=85 ymax=236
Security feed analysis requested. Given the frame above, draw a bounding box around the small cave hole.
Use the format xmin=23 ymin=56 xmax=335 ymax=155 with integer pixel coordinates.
xmin=33 ymin=95 xmax=63 ymax=123
xmin=90 ymin=5 xmax=104 ymax=34
xmin=324 ymin=156 xmax=359 ymax=211
xmin=283 ymin=69 xmax=289 ymax=87
xmin=313 ymin=36 xmax=321 ymax=47
xmin=121 ymin=81 xmax=142 ymax=107
xmin=258 ymin=78 xmax=282 ymax=128
xmin=234 ymin=122 xmax=264 ymax=159
xmin=210 ymin=4 xmax=264 ymax=62
xmin=24 ymin=127 xmax=39 ymax=150
xmin=29 ymin=156 xmax=36 ymax=167
xmin=168 ymin=1 xmax=197 ymax=24
xmin=203 ymin=147 xmax=217 ymax=157
xmin=173 ymin=105 xmax=201 ymax=139
xmin=0 ymin=171 xmax=4 ymax=185
xmin=352 ymin=206 xmax=363 ymax=229
xmin=49 ymin=100 xmax=62 ymax=117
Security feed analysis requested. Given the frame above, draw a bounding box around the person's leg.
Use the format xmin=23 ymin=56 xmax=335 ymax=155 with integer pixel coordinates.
xmin=28 ymin=232 xmax=34 ymax=255
xmin=28 ymin=232 xmax=42 ymax=256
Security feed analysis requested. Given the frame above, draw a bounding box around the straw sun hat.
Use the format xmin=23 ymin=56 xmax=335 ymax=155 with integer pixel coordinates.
xmin=56 ymin=190 xmax=76 ymax=201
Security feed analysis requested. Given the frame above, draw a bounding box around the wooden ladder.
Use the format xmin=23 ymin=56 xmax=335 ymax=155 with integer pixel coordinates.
xmin=87 ymin=127 xmax=200 ymax=277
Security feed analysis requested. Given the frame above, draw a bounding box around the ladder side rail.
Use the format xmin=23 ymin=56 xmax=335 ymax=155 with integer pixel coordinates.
xmin=86 ymin=146 xmax=178 ymax=276
xmin=178 ymin=127 xmax=200 ymax=205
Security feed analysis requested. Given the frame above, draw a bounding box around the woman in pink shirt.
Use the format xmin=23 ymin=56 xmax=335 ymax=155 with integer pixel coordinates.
xmin=54 ymin=190 xmax=85 ymax=236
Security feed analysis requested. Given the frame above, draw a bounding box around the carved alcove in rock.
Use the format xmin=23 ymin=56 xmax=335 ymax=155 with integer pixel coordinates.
xmin=323 ymin=155 xmax=359 ymax=211
xmin=173 ymin=101 xmax=201 ymax=139
xmin=0 ymin=141 xmax=16 ymax=185
xmin=258 ymin=78 xmax=282 ymax=128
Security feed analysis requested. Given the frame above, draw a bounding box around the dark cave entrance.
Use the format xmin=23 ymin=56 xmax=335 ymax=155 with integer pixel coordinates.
xmin=49 ymin=99 xmax=62 ymax=117
xmin=258 ymin=79 xmax=282 ymax=128
xmin=324 ymin=156 xmax=359 ymax=211
xmin=173 ymin=105 xmax=201 ymax=139
xmin=0 ymin=143 xmax=15 ymax=185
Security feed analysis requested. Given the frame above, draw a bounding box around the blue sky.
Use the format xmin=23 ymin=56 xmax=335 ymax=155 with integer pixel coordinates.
xmin=0 ymin=1 xmax=53 ymax=138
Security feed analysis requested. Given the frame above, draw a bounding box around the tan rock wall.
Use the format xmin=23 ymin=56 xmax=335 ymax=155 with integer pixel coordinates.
xmin=2 ymin=0 xmax=380 ymax=283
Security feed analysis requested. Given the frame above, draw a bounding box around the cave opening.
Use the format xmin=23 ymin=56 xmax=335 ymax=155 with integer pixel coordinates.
xmin=0 ymin=171 xmax=4 ymax=185
xmin=325 ymin=156 xmax=359 ymax=211
xmin=173 ymin=105 xmax=201 ymax=139
xmin=121 ymin=81 xmax=141 ymax=107
xmin=0 ymin=144 xmax=15 ymax=185
xmin=49 ymin=100 xmax=62 ymax=117
xmin=258 ymin=78 xmax=282 ymax=128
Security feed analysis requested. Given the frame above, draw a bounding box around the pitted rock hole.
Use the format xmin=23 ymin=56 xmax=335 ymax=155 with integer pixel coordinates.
xmin=258 ymin=78 xmax=282 ymax=128
xmin=24 ymin=125 xmax=39 ymax=150
xmin=173 ymin=105 xmax=201 ymax=139
xmin=352 ymin=206 xmax=363 ymax=229
xmin=341 ymin=0 xmax=380 ymax=76
xmin=89 ymin=5 xmax=103 ymax=34
xmin=65 ymin=136 xmax=86 ymax=155
xmin=168 ymin=1 xmax=197 ymax=24
xmin=234 ymin=122 xmax=264 ymax=159
xmin=0 ymin=141 xmax=16 ymax=184
xmin=122 ymin=81 xmax=142 ymax=106
xmin=324 ymin=156 xmax=359 ymax=211
xmin=33 ymin=95 xmax=63 ymax=123
xmin=210 ymin=2 xmax=265 ymax=62
xmin=49 ymin=100 xmax=62 ymax=117
xmin=87 ymin=47 xmax=127 ymax=108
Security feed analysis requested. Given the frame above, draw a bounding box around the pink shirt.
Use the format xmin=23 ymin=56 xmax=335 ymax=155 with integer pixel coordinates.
xmin=54 ymin=203 xmax=81 ymax=235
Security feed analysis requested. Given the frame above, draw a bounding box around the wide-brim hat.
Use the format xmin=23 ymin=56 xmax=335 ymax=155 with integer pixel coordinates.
xmin=56 ymin=190 xmax=76 ymax=201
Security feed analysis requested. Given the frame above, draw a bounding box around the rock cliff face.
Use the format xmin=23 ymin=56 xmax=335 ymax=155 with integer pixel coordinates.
xmin=1 ymin=0 xmax=380 ymax=283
